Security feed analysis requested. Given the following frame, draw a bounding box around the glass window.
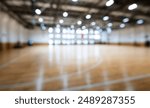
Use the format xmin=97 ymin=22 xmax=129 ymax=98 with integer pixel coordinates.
xmin=54 ymin=40 xmax=61 ymax=45
xmin=94 ymin=35 xmax=101 ymax=40
xmin=55 ymin=34 xmax=61 ymax=39
xmin=55 ymin=28 xmax=61 ymax=33
xmin=76 ymin=29 xmax=82 ymax=34
xmin=89 ymin=29 xmax=94 ymax=34
xmin=82 ymin=29 xmax=88 ymax=35
xmin=94 ymin=30 xmax=99 ymax=35
xmin=49 ymin=34 xmax=54 ymax=39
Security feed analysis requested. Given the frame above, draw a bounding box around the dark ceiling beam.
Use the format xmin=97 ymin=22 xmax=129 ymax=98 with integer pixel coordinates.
xmin=6 ymin=1 xmax=150 ymax=19
xmin=0 ymin=0 xmax=33 ymax=29
xmin=5 ymin=0 xmax=150 ymax=18
xmin=31 ymin=0 xmax=150 ymax=18
xmin=53 ymin=0 xmax=61 ymax=24
xmin=3 ymin=0 xmax=150 ymax=30
xmin=35 ymin=21 xmax=138 ymax=30
xmin=10 ymin=5 xmax=138 ymax=23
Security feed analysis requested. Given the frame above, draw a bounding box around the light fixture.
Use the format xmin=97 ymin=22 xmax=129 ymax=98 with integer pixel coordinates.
xmin=103 ymin=16 xmax=109 ymax=21
xmin=38 ymin=17 xmax=44 ymax=22
xmin=91 ymin=22 xmax=96 ymax=26
xmin=107 ymin=23 xmax=113 ymax=27
xmin=137 ymin=19 xmax=144 ymax=25
xmin=63 ymin=12 xmax=68 ymax=17
xmin=77 ymin=20 xmax=82 ymax=25
xmin=120 ymin=23 xmax=125 ymax=28
xmin=86 ymin=14 xmax=91 ymax=19
xmin=106 ymin=0 xmax=114 ymax=7
xmin=59 ymin=19 xmax=64 ymax=24
xmin=82 ymin=26 xmax=86 ymax=29
xmin=35 ymin=9 xmax=41 ymax=15
xmin=72 ymin=0 xmax=78 ymax=2
xmin=128 ymin=3 xmax=138 ymax=10
xmin=48 ymin=27 xmax=53 ymax=33
xmin=123 ymin=18 xmax=129 ymax=23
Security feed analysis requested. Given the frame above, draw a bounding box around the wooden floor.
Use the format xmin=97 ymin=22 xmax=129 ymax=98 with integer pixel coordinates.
xmin=0 ymin=45 xmax=150 ymax=91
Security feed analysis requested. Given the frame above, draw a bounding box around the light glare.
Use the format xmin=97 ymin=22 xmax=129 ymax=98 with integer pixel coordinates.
xmin=128 ymin=3 xmax=138 ymax=10
xmin=106 ymin=0 xmax=114 ymax=7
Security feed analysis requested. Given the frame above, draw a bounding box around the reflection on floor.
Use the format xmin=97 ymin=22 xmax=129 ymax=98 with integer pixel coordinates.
xmin=0 ymin=45 xmax=150 ymax=91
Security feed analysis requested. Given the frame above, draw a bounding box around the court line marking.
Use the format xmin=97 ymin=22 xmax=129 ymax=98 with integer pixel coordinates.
xmin=0 ymin=46 xmax=102 ymax=90
xmin=0 ymin=53 xmax=27 ymax=69
xmin=85 ymin=73 xmax=91 ymax=85
xmin=122 ymin=69 xmax=134 ymax=91
xmin=62 ymin=73 xmax=150 ymax=91
xmin=44 ymin=57 xmax=103 ymax=83
xmin=0 ymin=82 xmax=35 ymax=89
xmin=102 ymin=71 xmax=111 ymax=91
xmin=0 ymin=46 xmax=149 ymax=90
xmin=36 ymin=66 xmax=44 ymax=91
xmin=62 ymin=74 xmax=68 ymax=90
xmin=0 ymin=48 xmax=37 ymax=69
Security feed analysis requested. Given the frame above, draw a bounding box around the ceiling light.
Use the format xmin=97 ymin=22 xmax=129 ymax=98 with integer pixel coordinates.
xmin=35 ymin=9 xmax=41 ymax=15
xmin=107 ymin=23 xmax=113 ymax=27
xmin=63 ymin=12 xmax=68 ymax=17
xmin=103 ymin=16 xmax=109 ymax=21
xmin=77 ymin=20 xmax=82 ymax=25
xmin=82 ymin=26 xmax=86 ymax=29
xmin=123 ymin=18 xmax=129 ymax=23
xmin=106 ymin=0 xmax=114 ymax=7
xmin=137 ymin=19 xmax=144 ymax=25
xmin=86 ymin=14 xmax=91 ymax=19
xmin=128 ymin=3 xmax=138 ymax=10
xmin=91 ymin=22 xmax=96 ymax=26
xmin=72 ymin=0 xmax=78 ymax=2
xmin=120 ymin=23 xmax=125 ymax=28
xmin=59 ymin=19 xmax=64 ymax=24
xmin=38 ymin=17 xmax=44 ymax=22
xmin=48 ymin=27 xmax=53 ymax=33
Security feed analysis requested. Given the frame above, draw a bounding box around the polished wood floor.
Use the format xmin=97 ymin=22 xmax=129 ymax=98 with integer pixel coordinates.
xmin=0 ymin=45 xmax=150 ymax=91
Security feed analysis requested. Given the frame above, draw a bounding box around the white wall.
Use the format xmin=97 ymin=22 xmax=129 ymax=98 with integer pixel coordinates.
xmin=108 ymin=25 xmax=150 ymax=44
xmin=28 ymin=28 xmax=49 ymax=44
xmin=0 ymin=11 xmax=29 ymax=44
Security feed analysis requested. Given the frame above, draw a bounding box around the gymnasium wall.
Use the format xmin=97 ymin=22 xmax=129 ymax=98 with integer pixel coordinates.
xmin=28 ymin=28 xmax=49 ymax=45
xmin=1 ymin=8 xmax=150 ymax=49
xmin=107 ymin=25 xmax=150 ymax=46
xmin=28 ymin=24 xmax=150 ymax=46
xmin=0 ymin=11 xmax=29 ymax=51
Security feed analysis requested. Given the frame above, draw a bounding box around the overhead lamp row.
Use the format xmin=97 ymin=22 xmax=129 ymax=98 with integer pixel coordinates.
xmin=35 ymin=0 xmax=144 ymax=30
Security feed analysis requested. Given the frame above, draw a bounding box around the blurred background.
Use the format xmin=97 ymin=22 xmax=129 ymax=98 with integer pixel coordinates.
xmin=0 ymin=0 xmax=150 ymax=91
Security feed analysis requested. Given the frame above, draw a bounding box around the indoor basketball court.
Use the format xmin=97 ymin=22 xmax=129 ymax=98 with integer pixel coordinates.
xmin=0 ymin=0 xmax=150 ymax=91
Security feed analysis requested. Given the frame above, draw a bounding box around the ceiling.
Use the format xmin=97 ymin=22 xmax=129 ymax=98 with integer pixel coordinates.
xmin=0 ymin=0 xmax=150 ymax=30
